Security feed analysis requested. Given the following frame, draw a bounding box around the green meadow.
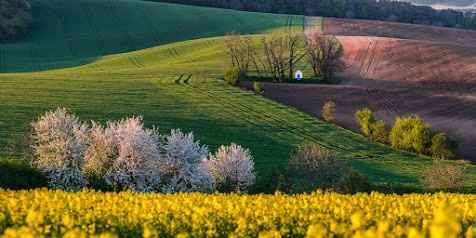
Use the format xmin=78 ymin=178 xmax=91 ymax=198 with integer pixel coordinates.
xmin=1 ymin=0 xmax=474 ymax=189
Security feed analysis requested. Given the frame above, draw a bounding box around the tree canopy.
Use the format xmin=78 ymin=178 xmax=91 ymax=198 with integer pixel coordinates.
xmin=0 ymin=0 xmax=32 ymax=42
xmin=152 ymin=0 xmax=476 ymax=29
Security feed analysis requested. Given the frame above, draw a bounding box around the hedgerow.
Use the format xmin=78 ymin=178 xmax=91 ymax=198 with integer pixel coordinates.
xmin=30 ymin=108 xmax=255 ymax=193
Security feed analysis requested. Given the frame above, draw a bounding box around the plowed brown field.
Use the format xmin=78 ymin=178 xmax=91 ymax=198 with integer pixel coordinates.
xmin=323 ymin=17 xmax=476 ymax=46
xmin=337 ymin=36 xmax=476 ymax=87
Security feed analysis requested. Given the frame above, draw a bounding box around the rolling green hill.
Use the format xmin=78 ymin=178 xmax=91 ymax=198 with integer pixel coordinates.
xmin=1 ymin=0 xmax=474 ymax=189
xmin=0 ymin=0 xmax=300 ymax=72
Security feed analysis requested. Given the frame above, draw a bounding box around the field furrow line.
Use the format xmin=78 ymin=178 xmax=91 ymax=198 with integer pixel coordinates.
xmin=176 ymin=79 xmax=303 ymax=144
xmin=188 ymin=81 xmax=351 ymax=152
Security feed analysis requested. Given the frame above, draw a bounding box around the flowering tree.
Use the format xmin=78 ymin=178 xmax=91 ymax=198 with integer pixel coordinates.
xmin=207 ymin=143 xmax=256 ymax=192
xmin=31 ymin=109 xmax=249 ymax=193
xmin=102 ymin=117 xmax=162 ymax=192
xmin=31 ymin=108 xmax=89 ymax=190
xmin=160 ymin=129 xmax=214 ymax=192
xmin=83 ymin=122 xmax=117 ymax=179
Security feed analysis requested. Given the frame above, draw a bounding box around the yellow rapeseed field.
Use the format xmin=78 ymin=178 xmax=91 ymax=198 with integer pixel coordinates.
xmin=0 ymin=189 xmax=475 ymax=238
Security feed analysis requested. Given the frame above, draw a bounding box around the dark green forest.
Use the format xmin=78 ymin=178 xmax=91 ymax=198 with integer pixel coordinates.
xmin=153 ymin=0 xmax=476 ymax=29
xmin=0 ymin=0 xmax=32 ymax=41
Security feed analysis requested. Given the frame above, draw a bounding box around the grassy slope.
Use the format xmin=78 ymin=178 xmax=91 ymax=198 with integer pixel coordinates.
xmin=0 ymin=0 xmax=298 ymax=72
xmin=1 ymin=0 xmax=474 ymax=188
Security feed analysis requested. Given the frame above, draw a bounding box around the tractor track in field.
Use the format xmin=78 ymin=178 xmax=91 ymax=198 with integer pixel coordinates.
xmin=129 ymin=56 xmax=145 ymax=68
xmin=173 ymin=75 xmax=371 ymax=156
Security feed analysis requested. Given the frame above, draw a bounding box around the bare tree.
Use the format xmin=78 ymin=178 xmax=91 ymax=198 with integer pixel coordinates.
xmin=261 ymin=33 xmax=286 ymax=81
xmin=286 ymin=31 xmax=307 ymax=81
xmin=305 ymin=32 xmax=345 ymax=81
xmin=224 ymin=32 xmax=256 ymax=75
xmin=261 ymin=30 xmax=306 ymax=82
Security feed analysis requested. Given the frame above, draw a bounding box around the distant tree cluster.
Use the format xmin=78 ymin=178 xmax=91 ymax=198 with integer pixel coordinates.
xmin=354 ymin=108 xmax=457 ymax=159
xmin=152 ymin=0 xmax=476 ymax=29
xmin=0 ymin=0 xmax=32 ymax=42
xmin=224 ymin=31 xmax=344 ymax=82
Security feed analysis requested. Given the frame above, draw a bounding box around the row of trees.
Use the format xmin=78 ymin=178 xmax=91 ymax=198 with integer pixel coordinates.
xmin=224 ymin=31 xmax=345 ymax=82
xmin=23 ymin=107 xmax=467 ymax=193
xmin=150 ymin=0 xmax=476 ymax=29
xmin=319 ymin=102 xmax=457 ymax=160
xmin=0 ymin=0 xmax=32 ymax=41
xmin=30 ymin=108 xmax=256 ymax=192
xmin=354 ymin=108 xmax=456 ymax=159
xmin=320 ymin=103 xmax=466 ymax=191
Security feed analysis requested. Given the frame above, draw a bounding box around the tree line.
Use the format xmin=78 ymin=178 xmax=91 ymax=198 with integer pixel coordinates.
xmin=0 ymin=0 xmax=32 ymax=42
xmin=224 ymin=31 xmax=345 ymax=83
xmin=150 ymin=0 xmax=476 ymax=29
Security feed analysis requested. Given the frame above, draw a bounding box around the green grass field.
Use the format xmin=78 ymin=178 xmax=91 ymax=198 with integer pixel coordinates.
xmin=0 ymin=0 xmax=303 ymax=73
xmin=1 ymin=0 xmax=474 ymax=189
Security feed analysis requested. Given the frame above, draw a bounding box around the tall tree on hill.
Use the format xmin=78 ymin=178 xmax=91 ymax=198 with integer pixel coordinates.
xmin=305 ymin=32 xmax=345 ymax=81
xmin=224 ymin=32 xmax=256 ymax=75
xmin=261 ymin=30 xmax=306 ymax=81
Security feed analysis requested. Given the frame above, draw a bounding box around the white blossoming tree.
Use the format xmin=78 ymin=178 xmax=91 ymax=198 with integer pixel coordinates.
xmin=102 ymin=117 xmax=162 ymax=192
xmin=31 ymin=108 xmax=247 ymax=193
xmin=207 ymin=143 xmax=256 ymax=192
xmin=31 ymin=108 xmax=89 ymax=190
xmin=83 ymin=122 xmax=117 ymax=182
xmin=160 ymin=129 xmax=214 ymax=192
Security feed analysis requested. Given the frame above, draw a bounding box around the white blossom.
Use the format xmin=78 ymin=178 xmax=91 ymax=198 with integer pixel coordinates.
xmin=83 ymin=122 xmax=117 ymax=179
xmin=103 ymin=117 xmax=162 ymax=192
xmin=160 ymin=129 xmax=214 ymax=192
xmin=207 ymin=143 xmax=256 ymax=192
xmin=31 ymin=108 xmax=89 ymax=190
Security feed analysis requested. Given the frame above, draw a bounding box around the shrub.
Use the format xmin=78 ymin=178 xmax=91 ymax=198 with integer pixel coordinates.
xmin=322 ymin=100 xmax=336 ymax=122
xmin=355 ymin=108 xmax=375 ymax=137
xmin=370 ymin=120 xmax=388 ymax=143
xmin=161 ymin=129 xmax=214 ymax=193
xmin=249 ymin=165 xmax=292 ymax=194
xmin=31 ymin=108 xmax=89 ymax=190
xmin=224 ymin=67 xmax=242 ymax=86
xmin=389 ymin=116 xmax=432 ymax=154
xmin=338 ymin=170 xmax=371 ymax=194
xmin=421 ymin=160 xmax=466 ymax=192
xmin=430 ymin=132 xmax=455 ymax=159
xmin=355 ymin=108 xmax=388 ymax=142
xmin=288 ymin=143 xmax=350 ymax=191
xmin=207 ymin=143 xmax=256 ymax=192
xmin=102 ymin=117 xmax=162 ymax=192
xmin=0 ymin=159 xmax=47 ymax=189
xmin=253 ymin=81 xmax=264 ymax=94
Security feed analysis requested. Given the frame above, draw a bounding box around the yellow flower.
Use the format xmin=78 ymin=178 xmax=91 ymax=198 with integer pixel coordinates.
xmin=25 ymin=210 xmax=45 ymax=227
xmin=0 ymin=190 xmax=473 ymax=237
xmin=306 ymin=224 xmax=328 ymax=238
